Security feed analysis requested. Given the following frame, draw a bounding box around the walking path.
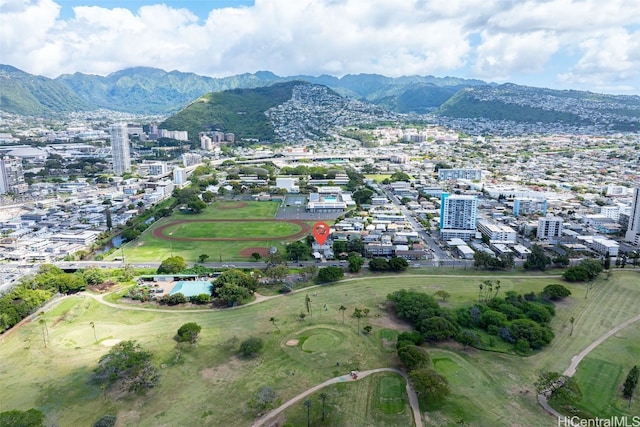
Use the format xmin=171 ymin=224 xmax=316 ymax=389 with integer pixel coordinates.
xmin=251 ymin=368 xmax=422 ymax=427
xmin=537 ymin=312 xmax=640 ymax=425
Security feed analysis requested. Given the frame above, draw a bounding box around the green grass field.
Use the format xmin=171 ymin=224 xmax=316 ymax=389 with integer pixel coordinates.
xmin=114 ymin=201 xmax=307 ymax=262
xmin=1 ymin=270 xmax=639 ymax=426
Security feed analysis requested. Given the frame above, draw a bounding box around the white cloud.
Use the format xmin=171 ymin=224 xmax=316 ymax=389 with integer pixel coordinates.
xmin=0 ymin=0 xmax=639 ymax=92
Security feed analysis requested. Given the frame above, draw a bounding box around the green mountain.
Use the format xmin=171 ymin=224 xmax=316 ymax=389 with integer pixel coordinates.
xmin=0 ymin=65 xmax=90 ymax=115
xmin=161 ymin=81 xmax=306 ymax=141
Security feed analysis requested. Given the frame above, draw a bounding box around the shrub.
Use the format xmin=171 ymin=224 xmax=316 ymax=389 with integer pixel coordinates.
xmin=239 ymin=337 xmax=264 ymax=357
xmin=542 ymin=284 xmax=572 ymax=300
xmin=176 ymin=322 xmax=202 ymax=344
xmin=93 ymin=415 xmax=117 ymax=427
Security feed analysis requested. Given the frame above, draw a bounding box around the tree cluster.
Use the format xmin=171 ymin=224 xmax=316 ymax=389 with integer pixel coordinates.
xmin=212 ymin=269 xmax=258 ymax=306
xmin=563 ymin=258 xmax=604 ymax=282
xmin=523 ymin=245 xmax=551 ymax=271
xmin=369 ymin=257 xmax=409 ymax=272
xmin=317 ymin=266 xmax=345 ymax=283
xmin=396 ymin=337 xmax=449 ymax=402
xmin=622 ymin=365 xmax=639 ymax=402
xmin=388 ymin=287 xmax=557 ymax=353
xmin=473 ymin=251 xmax=515 ymax=270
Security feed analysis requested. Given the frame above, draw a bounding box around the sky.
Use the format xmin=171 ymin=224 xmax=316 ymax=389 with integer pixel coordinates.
xmin=1 ymin=0 xmax=640 ymax=94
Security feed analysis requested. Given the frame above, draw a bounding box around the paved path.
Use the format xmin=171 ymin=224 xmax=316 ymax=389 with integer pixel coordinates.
xmin=251 ymin=368 xmax=422 ymax=427
xmin=537 ymin=312 xmax=640 ymax=425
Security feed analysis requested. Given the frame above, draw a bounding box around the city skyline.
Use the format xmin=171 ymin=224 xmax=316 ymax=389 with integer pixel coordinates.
xmin=1 ymin=0 xmax=640 ymax=94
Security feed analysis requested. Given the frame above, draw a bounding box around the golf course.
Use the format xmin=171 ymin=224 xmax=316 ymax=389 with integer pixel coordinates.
xmin=2 ymin=269 xmax=639 ymax=426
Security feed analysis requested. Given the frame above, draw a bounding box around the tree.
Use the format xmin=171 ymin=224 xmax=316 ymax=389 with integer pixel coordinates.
xmin=90 ymin=321 xmax=98 ymax=344
xmin=250 ymin=386 xmax=278 ymax=411
xmin=201 ymin=191 xmax=215 ymax=203
xmin=388 ymin=257 xmax=409 ymax=272
xmin=93 ymin=340 xmax=159 ymax=393
xmin=347 ymin=252 xmax=365 ymax=273
xmin=286 ymin=240 xmax=311 ymax=261
xmin=265 ymin=265 xmax=289 ymax=283
xmin=352 ymin=188 xmax=373 ymax=205
xmin=363 ymin=325 xmax=372 ymax=334
xmin=353 ymin=307 xmax=363 ymax=335
xmin=239 ymin=337 xmax=264 ymax=357
xmin=214 ymin=269 xmax=259 ymax=293
xmin=418 ymin=316 xmax=459 ymax=341
xmin=83 ymin=267 xmax=106 ymax=286
xmin=569 ymin=317 xmax=575 ymax=336
xmin=542 ymin=284 xmax=571 ymax=300
xmin=176 ymin=322 xmax=201 ymax=344
xmin=187 ymin=196 xmax=206 ymax=213
xmin=524 ymin=244 xmax=551 ymax=271
xmin=390 ymin=171 xmax=411 ymax=182
xmin=398 ymin=345 xmax=431 ymax=370
xmin=251 ymin=252 xmax=262 ymax=261
xmin=105 ymin=209 xmax=113 ymax=230
xmin=369 ymin=258 xmax=390 ymax=271
xmin=269 ymin=317 xmax=280 ymax=332
xmin=215 ymin=283 xmax=252 ymax=306
xmin=339 ymin=305 xmax=347 ymax=325
xmin=622 ymin=365 xmax=639 ymax=404
xmin=0 ymin=409 xmax=45 ymax=427
xmin=305 ymin=294 xmax=312 ymax=318
xmin=409 ymin=368 xmax=450 ymax=401
xmin=317 ymin=266 xmax=344 ymax=283
xmin=319 ymin=392 xmax=328 ymax=422
xmin=93 ymin=415 xmax=117 ymax=427
xmin=198 ymin=254 xmax=210 ymax=263
xmin=157 ymin=256 xmax=187 ymax=274
xmin=434 ymin=290 xmax=451 ymax=302
xmin=303 ymin=399 xmax=312 ymax=427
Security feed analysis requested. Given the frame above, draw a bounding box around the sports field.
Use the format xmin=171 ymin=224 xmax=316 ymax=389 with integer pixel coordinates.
xmin=1 ymin=270 xmax=639 ymax=426
xmin=114 ymin=201 xmax=313 ymax=262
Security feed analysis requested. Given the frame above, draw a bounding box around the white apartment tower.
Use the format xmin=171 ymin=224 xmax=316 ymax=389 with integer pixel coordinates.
xmin=625 ymin=188 xmax=640 ymax=246
xmin=0 ymin=157 xmax=27 ymax=194
xmin=439 ymin=193 xmax=478 ymax=241
xmin=537 ymin=216 xmax=563 ymax=240
xmin=110 ymin=123 xmax=131 ymax=175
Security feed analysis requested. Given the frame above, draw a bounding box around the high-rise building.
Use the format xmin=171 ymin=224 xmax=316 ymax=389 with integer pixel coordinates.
xmin=110 ymin=123 xmax=131 ymax=176
xmin=439 ymin=193 xmax=478 ymax=241
xmin=438 ymin=169 xmax=482 ymax=181
xmin=537 ymin=216 xmax=563 ymax=240
xmin=173 ymin=167 xmax=187 ymax=185
xmin=0 ymin=157 xmax=27 ymax=194
xmin=625 ymin=188 xmax=640 ymax=246
xmin=513 ymin=197 xmax=547 ymax=217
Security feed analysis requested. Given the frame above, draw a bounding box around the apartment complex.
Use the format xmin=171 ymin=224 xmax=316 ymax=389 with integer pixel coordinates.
xmin=537 ymin=216 xmax=564 ymax=240
xmin=439 ymin=193 xmax=478 ymax=241
xmin=625 ymin=188 xmax=640 ymax=246
xmin=0 ymin=157 xmax=27 ymax=194
xmin=438 ymin=168 xmax=482 ymax=181
xmin=513 ymin=197 xmax=547 ymax=217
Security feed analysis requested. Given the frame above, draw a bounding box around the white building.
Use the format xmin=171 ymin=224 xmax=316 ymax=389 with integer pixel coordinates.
xmin=173 ymin=167 xmax=187 ymax=185
xmin=477 ymin=220 xmax=517 ymax=243
xmin=438 ymin=169 xmax=482 ymax=181
xmin=625 ymin=188 xmax=640 ymax=246
xmin=182 ymin=153 xmax=203 ymax=167
xmin=439 ymin=193 xmax=478 ymax=241
xmin=537 ymin=216 xmax=563 ymax=240
xmin=275 ymin=177 xmax=299 ymax=193
xmin=109 ymin=123 xmax=131 ymax=175
xmin=0 ymin=157 xmax=27 ymax=194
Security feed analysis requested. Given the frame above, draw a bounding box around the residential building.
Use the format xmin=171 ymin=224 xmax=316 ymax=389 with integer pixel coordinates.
xmin=439 ymin=193 xmax=478 ymax=241
xmin=182 ymin=153 xmax=202 ymax=167
xmin=625 ymin=188 xmax=640 ymax=246
xmin=513 ymin=197 xmax=547 ymax=217
xmin=173 ymin=167 xmax=187 ymax=185
xmin=537 ymin=216 xmax=563 ymax=240
xmin=109 ymin=123 xmax=131 ymax=175
xmin=438 ymin=168 xmax=482 ymax=181
xmin=0 ymin=157 xmax=27 ymax=194
xmin=477 ymin=220 xmax=517 ymax=243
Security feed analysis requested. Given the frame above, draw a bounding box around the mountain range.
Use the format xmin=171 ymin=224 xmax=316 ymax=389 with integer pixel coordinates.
xmin=1 ymin=64 xmax=639 ymax=134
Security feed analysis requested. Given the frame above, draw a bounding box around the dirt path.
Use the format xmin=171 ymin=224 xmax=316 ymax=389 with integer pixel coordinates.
xmin=537 ymin=312 xmax=640 ymax=425
xmin=251 ymin=368 xmax=422 ymax=427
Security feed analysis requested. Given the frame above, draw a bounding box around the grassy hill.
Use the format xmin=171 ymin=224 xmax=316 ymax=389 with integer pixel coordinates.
xmin=161 ymin=80 xmax=306 ymax=142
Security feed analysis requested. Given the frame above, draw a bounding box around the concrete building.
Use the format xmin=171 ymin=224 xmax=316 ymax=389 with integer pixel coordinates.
xmin=537 ymin=216 xmax=563 ymax=240
xmin=438 ymin=168 xmax=482 ymax=181
xmin=477 ymin=220 xmax=517 ymax=243
xmin=439 ymin=193 xmax=478 ymax=241
xmin=0 ymin=157 xmax=27 ymax=194
xmin=275 ymin=177 xmax=300 ymax=193
xmin=625 ymin=188 xmax=640 ymax=246
xmin=109 ymin=123 xmax=131 ymax=175
xmin=182 ymin=153 xmax=202 ymax=167
xmin=173 ymin=167 xmax=187 ymax=185
xmin=513 ymin=197 xmax=547 ymax=217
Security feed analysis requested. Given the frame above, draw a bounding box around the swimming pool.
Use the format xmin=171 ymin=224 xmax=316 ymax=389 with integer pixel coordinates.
xmin=170 ymin=281 xmax=213 ymax=297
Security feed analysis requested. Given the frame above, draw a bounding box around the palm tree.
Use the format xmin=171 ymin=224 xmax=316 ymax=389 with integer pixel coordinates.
xmin=269 ymin=317 xmax=280 ymax=332
xmin=478 ymin=283 xmax=483 ymax=303
xmin=90 ymin=321 xmax=98 ymax=344
xmin=303 ymin=398 xmax=312 ymax=427
xmin=38 ymin=312 xmax=49 ymax=347
xmin=353 ymin=308 xmax=363 ymax=336
xmin=319 ymin=392 xmax=328 ymax=421
xmin=339 ymin=305 xmax=346 ymax=325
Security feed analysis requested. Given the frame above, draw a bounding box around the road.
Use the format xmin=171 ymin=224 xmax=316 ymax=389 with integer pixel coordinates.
xmin=252 ymin=368 xmax=422 ymax=427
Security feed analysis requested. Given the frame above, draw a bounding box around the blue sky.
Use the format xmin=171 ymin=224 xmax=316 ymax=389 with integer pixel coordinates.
xmin=2 ymin=0 xmax=640 ymax=94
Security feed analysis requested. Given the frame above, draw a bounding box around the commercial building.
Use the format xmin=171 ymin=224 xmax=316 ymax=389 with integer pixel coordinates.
xmin=109 ymin=123 xmax=131 ymax=175
xmin=477 ymin=220 xmax=517 ymax=243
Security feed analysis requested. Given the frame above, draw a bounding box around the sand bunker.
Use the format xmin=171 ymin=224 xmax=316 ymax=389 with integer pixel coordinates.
xmin=101 ymin=339 xmax=122 ymax=347
xmin=285 ymin=339 xmax=299 ymax=347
